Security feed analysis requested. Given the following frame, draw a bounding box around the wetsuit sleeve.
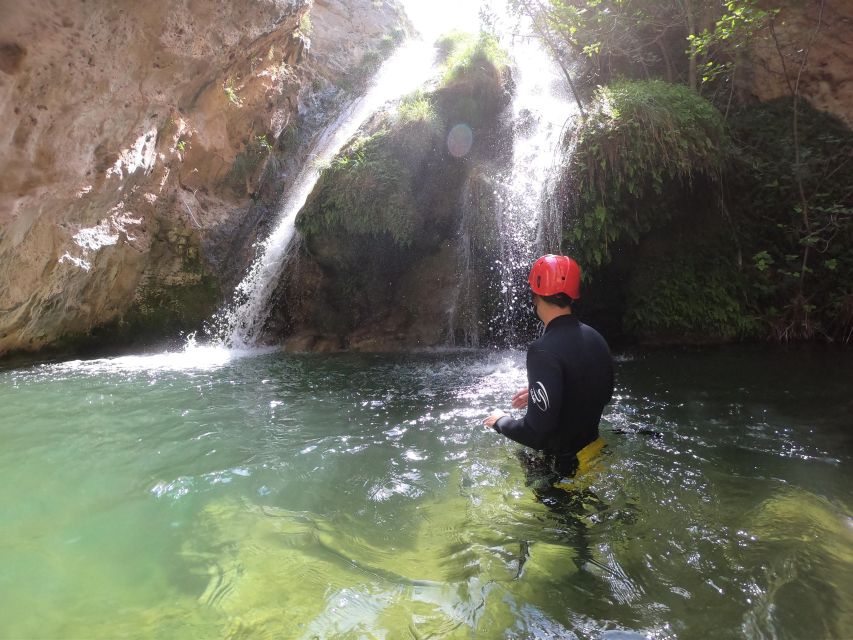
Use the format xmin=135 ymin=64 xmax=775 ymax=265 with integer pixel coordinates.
xmin=493 ymin=347 xmax=562 ymax=450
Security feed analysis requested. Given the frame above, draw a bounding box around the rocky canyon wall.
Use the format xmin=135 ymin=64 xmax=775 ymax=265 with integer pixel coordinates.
xmin=0 ymin=0 xmax=405 ymax=356
xmin=745 ymin=0 xmax=853 ymax=126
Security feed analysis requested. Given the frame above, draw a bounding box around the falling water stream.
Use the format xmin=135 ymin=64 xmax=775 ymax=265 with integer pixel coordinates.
xmin=445 ymin=32 xmax=579 ymax=348
xmin=489 ymin=37 xmax=579 ymax=345
xmin=219 ymin=39 xmax=439 ymax=348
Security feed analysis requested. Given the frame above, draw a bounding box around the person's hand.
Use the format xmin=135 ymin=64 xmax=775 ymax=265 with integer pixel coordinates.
xmin=483 ymin=410 xmax=506 ymax=429
xmin=511 ymin=387 xmax=528 ymax=409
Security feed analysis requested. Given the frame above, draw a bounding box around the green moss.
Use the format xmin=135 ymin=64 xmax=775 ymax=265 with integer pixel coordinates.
xmin=392 ymin=91 xmax=444 ymax=158
xmin=435 ymin=31 xmax=470 ymax=60
xmin=624 ymin=238 xmax=758 ymax=342
xmin=566 ymin=80 xmax=727 ymax=269
xmin=563 ymin=80 xmax=756 ymax=342
xmin=433 ymin=32 xmax=510 ymax=128
xmin=297 ymin=129 xmax=420 ymax=246
xmin=437 ymin=32 xmax=508 ymax=85
xmin=396 ymin=91 xmax=438 ymax=127
xmin=726 ymin=99 xmax=853 ymax=342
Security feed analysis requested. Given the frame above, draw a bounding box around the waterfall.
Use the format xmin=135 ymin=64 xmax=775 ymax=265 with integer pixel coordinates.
xmin=492 ymin=37 xmax=579 ymax=344
xmin=216 ymin=39 xmax=438 ymax=348
xmin=448 ymin=178 xmax=485 ymax=348
xmin=215 ymin=2 xmax=578 ymax=351
xmin=451 ymin=35 xmax=580 ymax=347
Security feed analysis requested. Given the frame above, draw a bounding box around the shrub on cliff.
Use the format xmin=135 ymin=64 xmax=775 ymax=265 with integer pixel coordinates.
xmin=560 ymin=79 xmax=748 ymax=342
xmin=296 ymin=33 xmax=511 ymax=249
xmin=437 ymin=32 xmax=508 ymax=82
xmin=567 ymin=84 xmax=853 ymax=344
xmin=727 ymin=99 xmax=853 ymax=342
xmin=623 ymin=225 xmax=758 ymax=342
xmin=298 ymin=127 xmax=425 ymax=246
xmin=434 ymin=32 xmax=510 ymax=129
xmin=565 ymin=80 xmax=726 ymax=268
xmin=295 ymin=90 xmax=447 ymax=247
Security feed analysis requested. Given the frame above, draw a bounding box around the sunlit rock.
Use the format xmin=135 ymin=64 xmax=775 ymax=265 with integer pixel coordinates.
xmin=0 ymin=0 xmax=406 ymax=357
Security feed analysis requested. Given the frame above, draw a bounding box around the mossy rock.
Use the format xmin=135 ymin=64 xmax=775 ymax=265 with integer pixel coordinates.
xmin=580 ymin=198 xmax=758 ymax=344
xmin=284 ymin=36 xmax=513 ymax=347
xmin=434 ymin=33 xmax=511 ymax=130
xmin=296 ymin=34 xmax=511 ymax=252
xmin=297 ymin=129 xmax=423 ymax=247
xmin=624 ymin=241 xmax=758 ymax=343
xmin=564 ymin=80 xmax=727 ymax=270
xmin=293 ymin=127 xmax=463 ymax=337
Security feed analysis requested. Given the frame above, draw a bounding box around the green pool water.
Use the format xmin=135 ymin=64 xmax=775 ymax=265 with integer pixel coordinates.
xmin=0 ymin=345 xmax=851 ymax=639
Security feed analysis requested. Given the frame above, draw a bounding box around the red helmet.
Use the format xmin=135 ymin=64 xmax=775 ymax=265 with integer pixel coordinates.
xmin=528 ymin=254 xmax=582 ymax=300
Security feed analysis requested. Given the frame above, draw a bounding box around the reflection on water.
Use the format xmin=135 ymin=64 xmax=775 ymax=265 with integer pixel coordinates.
xmin=0 ymin=347 xmax=850 ymax=638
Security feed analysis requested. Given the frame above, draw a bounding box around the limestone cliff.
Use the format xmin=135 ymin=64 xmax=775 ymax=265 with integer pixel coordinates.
xmin=745 ymin=0 xmax=853 ymax=127
xmin=0 ymin=0 xmax=405 ymax=356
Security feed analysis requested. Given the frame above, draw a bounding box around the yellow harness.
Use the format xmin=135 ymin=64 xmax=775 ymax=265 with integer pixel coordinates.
xmin=553 ymin=437 xmax=606 ymax=490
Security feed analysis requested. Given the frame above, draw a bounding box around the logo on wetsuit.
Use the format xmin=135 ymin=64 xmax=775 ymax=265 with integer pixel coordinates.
xmin=530 ymin=381 xmax=550 ymax=412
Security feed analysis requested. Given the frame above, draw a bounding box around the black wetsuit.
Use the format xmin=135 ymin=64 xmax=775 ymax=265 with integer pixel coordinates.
xmin=494 ymin=314 xmax=614 ymax=474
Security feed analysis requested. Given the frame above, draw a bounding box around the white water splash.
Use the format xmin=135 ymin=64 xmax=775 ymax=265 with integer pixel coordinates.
xmin=219 ymin=39 xmax=439 ymax=348
xmin=452 ymin=33 xmax=579 ymax=346
xmin=48 ymin=337 xmax=276 ymax=374
xmin=495 ymin=36 xmax=579 ymax=344
xmin=501 ymin=39 xmax=578 ymax=255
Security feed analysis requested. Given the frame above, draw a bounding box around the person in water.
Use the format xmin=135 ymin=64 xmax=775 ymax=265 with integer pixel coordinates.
xmin=483 ymin=254 xmax=614 ymax=482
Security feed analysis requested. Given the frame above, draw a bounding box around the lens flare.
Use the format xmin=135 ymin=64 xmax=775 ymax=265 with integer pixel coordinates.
xmin=447 ymin=123 xmax=474 ymax=157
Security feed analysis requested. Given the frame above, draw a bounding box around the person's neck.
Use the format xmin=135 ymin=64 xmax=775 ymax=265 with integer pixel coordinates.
xmin=540 ymin=306 xmax=572 ymax=327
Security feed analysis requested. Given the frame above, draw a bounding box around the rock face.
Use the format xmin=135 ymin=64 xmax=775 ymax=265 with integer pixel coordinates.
xmin=0 ymin=0 xmax=405 ymax=356
xmin=277 ymin=37 xmax=513 ymax=351
xmin=745 ymin=0 xmax=853 ymax=127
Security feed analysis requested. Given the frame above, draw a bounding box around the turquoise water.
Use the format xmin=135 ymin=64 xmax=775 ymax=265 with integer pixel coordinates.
xmin=1 ymin=346 xmax=851 ymax=639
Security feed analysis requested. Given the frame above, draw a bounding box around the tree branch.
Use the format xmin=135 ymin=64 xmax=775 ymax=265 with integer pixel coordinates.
xmin=521 ymin=0 xmax=587 ymax=115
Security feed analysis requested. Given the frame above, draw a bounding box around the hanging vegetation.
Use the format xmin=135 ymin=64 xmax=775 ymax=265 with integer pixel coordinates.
xmin=565 ymin=80 xmax=727 ymax=269
xmin=728 ymin=99 xmax=853 ymax=343
xmin=297 ymin=33 xmax=511 ymax=248
xmin=296 ymin=127 xmax=422 ymax=246
xmin=437 ymin=31 xmax=509 ymax=84
xmin=286 ymin=33 xmax=512 ymax=341
xmin=433 ymin=32 xmax=510 ymax=128
xmin=619 ymin=217 xmax=758 ymax=342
